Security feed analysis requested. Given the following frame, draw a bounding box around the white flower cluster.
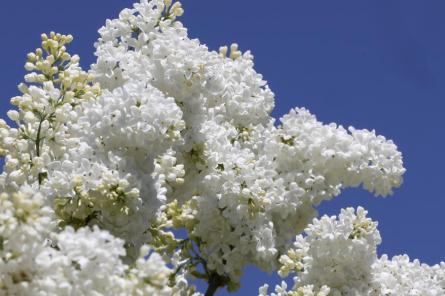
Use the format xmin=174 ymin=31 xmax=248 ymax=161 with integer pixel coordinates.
xmin=0 ymin=186 xmax=198 ymax=296
xmin=0 ymin=186 xmax=197 ymax=295
xmin=1 ymin=32 xmax=99 ymax=190
xmin=260 ymin=207 xmax=445 ymax=296
xmin=88 ymin=0 xmax=406 ymax=283
xmin=0 ymin=26 xmax=196 ymax=295
xmin=259 ymin=283 xmax=330 ymax=296
xmin=0 ymin=0 xmax=440 ymax=294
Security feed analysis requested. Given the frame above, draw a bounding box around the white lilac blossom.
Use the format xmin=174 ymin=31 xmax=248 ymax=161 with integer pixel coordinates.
xmin=0 ymin=186 xmax=197 ymax=295
xmin=261 ymin=208 xmax=445 ymax=296
xmin=89 ymin=0 xmax=406 ymax=282
xmin=259 ymin=283 xmax=331 ymax=296
xmin=0 ymin=28 xmax=197 ymax=295
xmin=0 ymin=0 xmax=441 ymax=295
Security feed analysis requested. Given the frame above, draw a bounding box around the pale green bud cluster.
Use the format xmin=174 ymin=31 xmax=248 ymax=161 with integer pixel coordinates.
xmin=54 ymin=176 xmax=140 ymax=229
xmin=278 ymin=248 xmax=305 ymax=278
xmin=19 ymin=32 xmax=100 ymax=105
xmin=1 ymin=32 xmax=101 ymax=190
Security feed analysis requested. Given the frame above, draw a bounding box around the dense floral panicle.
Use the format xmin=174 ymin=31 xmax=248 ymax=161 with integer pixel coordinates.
xmin=2 ymin=0 xmax=436 ymax=295
xmin=0 ymin=32 xmax=99 ymax=195
xmin=42 ymin=79 xmax=186 ymax=254
xmin=87 ymin=0 xmax=406 ymax=283
xmin=271 ymin=108 xmax=405 ymax=200
xmin=0 ymin=187 xmax=55 ymax=288
xmin=266 ymin=208 xmax=445 ymax=296
xmin=372 ymin=255 xmax=445 ymax=296
xmin=0 ymin=187 xmax=198 ymax=295
xmin=0 ymin=23 xmax=197 ymax=296
xmin=290 ymin=207 xmax=380 ymax=293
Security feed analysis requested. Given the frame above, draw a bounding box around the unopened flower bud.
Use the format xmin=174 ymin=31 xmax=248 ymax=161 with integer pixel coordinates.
xmin=27 ymin=53 xmax=36 ymax=61
xmin=61 ymin=52 xmax=71 ymax=60
xmin=171 ymin=2 xmax=184 ymax=16
xmin=24 ymin=62 xmax=35 ymax=71
xmin=47 ymin=55 xmax=55 ymax=64
xmin=10 ymin=96 xmax=21 ymax=105
xmin=66 ymin=34 xmax=74 ymax=43
xmin=18 ymin=83 xmax=28 ymax=94
xmin=7 ymin=110 xmax=20 ymax=121
xmin=164 ymin=0 xmax=172 ymax=8
xmin=219 ymin=46 xmax=228 ymax=57
xmin=71 ymin=55 xmax=80 ymax=64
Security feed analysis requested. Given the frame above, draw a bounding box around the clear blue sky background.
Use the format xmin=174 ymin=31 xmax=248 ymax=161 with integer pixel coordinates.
xmin=1 ymin=1 xmax=445 ymax=295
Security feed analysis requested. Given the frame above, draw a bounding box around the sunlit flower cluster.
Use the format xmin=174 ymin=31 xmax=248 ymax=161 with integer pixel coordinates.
xmin=0 ymin=0 xmax=441 ymax=295
xmin=260 ymin=208 xmax=445 ymax=296
xmin=88 ymin=0 xmax=407 ymax=284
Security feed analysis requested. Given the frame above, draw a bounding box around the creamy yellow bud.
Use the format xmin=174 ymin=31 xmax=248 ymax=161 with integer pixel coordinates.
xmin=17 ymin=83 xmax=28 ymax=94
xmin=42 ymin=60 xmax=51 ymax=69
xmin=61 ymin=52 xmax=71 ymax=61
xmin=48 ymin=39 xmax=58 ymax=48
xmin=171 ymin=2 xmax=183 ymax=16
xmin=24 ymin=73 xmax=38 ymax=83
xmin=71 ymin=55 xmax=80 ymax=64
xmin=171 ymin=2 xmax=181 ymax=10
xmin=66 ymin=34 xmax=74 ymax=43
xmin=27 ymin=53 xmax=36 ymax=62
xmin=24 ymin=62 xmax=35 ymax=71
xmin=232 ymin=52 xmax=241 ymax=60
xmin=41 ymin=33 xmax=48 ymax=41
xmin=164 ymin=0 xmax=172 ymax=8
xmin=10 ymin=96 xmax=21 ymax=105
xmin=73 ymin=175 xmax=83 ymax=186
xmin=37 ymin=74 xmax=46 ymax=82
xmin=230 ymin=43 xmax=242 ymax=60
xmin=35 ymin=61 xmax=43 ymax=69
xmin=7 ymin=110 xmax=20 ymax=121
xmin=219 ymin=46 xmax=228 ymax=57
xmin=46 ymin=55 xmax=55 ymax=64
xmin=62 ymin=78 xmax=72 ymax=87
xmin=173 ymin=7 xmax=184 ymax=16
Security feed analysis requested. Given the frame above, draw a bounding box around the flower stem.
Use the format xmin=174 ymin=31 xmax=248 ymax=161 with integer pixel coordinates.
xmin=204 ymin=272 xmax=229 ymax=296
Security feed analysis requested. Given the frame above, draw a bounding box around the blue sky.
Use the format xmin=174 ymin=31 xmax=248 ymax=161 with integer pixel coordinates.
xmin=1 ymin=0 xmax=445 ymax=295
